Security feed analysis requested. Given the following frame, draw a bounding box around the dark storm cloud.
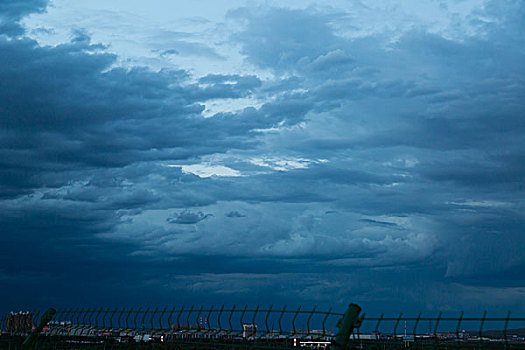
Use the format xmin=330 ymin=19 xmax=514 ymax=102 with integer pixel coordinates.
xmin=0 ymin=33 xmax=302 ymax=198
xmin=2 ymin=0 xmax=525 ymax=314
xmin=0 ymin=0 xmax=295 ymax=312
xmin=229 ymin=6 xmax=344 ymax=71
xmin=0 ymin=0 xmax=47 ymax=35
xmin=223 ymin=1 xmax=525 ymax=292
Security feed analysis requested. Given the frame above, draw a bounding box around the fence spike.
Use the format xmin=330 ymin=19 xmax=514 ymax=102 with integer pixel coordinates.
xmin=102 ymin=308 xmax=109 ymax=330
xmin=141 ymin=307 xmax=149 ymax=330
xmin=239 ymin=305 xmax=248 ymax=334
xmin=322 ymin=307 xmax=332 ymax=337
xmin=79 ymin=308 xmax=87 ymax=334
xmin=33 ymin=310 xmax=41 ymax=332
xmin=278 ymin=305 xmax=287 ymax=335
xmin=117 ymin=307 xmax=125 ymax=330
xmin=412 ymin=311 xmax=422 ymax=345
xmin=159 ymin=307 xmax=167 ymax=330
xmin=292 ymin=306 xmax=301 ymax=335
xmin=80 ymin=308 xmax=87 ymax=328
xmin=196 ymin=305 xmax=203 ymax=331
xmin=70 ymin=308 xmax=80 ymax=335
xmin=167 ymin=306 xmax=176 ymax=330
xmin=133 ymin=307 xmax=141 ymax=329
xmin=88 ymin=308 xmax=96 ymax=331
xmin=151 ymin=307 xmax=159 ymax=330
xmin=125 ymin=307 xmax=132 ymax=330
xmin=433 ymin=311 xmax=442 ymax=337
xmin=109 ymin=308 xmax=117 ymax=330
xmin=306 ymin=306 xmax=317 ymax=336
xmin=393 ymin=312 xmax=403 ymax=339
xmin=66 ymin=308 xmax=74 ymax=335
xmin=479 ymin=310 xmax=487 ymax=340
xmin=228 ymin=304 xmax=236 ymax=332
xmin=218 ymin=305 xmax=224 ymax=331
xmin=50 ymin=309 xmax=63 ymax=336
xmin=0 ymin=315 xmax=5 ymax=332
xmin=206 ymin=305 xmax=214 ymax=330
xmin=176 ymin=306 xmax=185 ymax=330
xmin=251 ymin=305 xmax=259 ymax=328
xmin=374 ymin=312 xmax=384 ymax=335
xmin=504 ymin=311 xmax=511 ymax=349
xmin=265 ymin=305 xmax=273 ymax=334
xmin=94 ymin=308 xmax=101 ymax=330
xmin=455 ymin=311 xmax=464 ymax=343
xmin=186 ymin=305 xmax=194 ymax=330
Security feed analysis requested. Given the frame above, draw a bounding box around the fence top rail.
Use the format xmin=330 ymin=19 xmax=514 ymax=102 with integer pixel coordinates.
xmin=362 ymin=316 xmax=525 ymax=321
xmin=51 ymin=307 xmax=343 ymax=316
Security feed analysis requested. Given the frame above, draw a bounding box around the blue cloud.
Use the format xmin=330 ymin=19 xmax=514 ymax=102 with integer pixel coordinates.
xmin=229 ymin=6 xmax=344 ymax=71
xmin=1 ymin=0 xmax=525 ymax=315
xmin=167 ymin=210 xmax=213 ymax=224
xmin=0 ymin=0 xmax=48 ymax=35
xmin=225 ymin=211 xmax=245 ymax=218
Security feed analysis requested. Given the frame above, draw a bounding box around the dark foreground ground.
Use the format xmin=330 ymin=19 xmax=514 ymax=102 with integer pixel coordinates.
xmin=2 ymin=335 xmax=525 ymax=350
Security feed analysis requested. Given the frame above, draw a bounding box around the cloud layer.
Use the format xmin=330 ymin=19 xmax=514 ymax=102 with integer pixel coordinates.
xmin=1 ymin=0 xmax=524 ymax=315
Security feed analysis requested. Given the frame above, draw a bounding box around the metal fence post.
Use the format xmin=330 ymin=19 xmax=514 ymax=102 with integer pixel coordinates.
xmin=332 ymin=303 xmax=362 ymax=350
xmin=22 ymin=308 xmax=56 ymax=350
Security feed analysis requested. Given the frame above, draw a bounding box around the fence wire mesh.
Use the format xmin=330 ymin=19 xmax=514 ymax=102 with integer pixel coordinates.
xmin=1 ymin=305 xmax=343 ymax=350
xmin=350 ymin=312 xmax=525 ymax=349
xmin=1 ymin=305 xmax=525 ymax=349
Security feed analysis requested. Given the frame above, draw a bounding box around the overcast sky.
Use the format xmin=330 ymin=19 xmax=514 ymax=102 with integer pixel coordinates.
xmin=1 ymin=0 xmax=525 ymax=318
